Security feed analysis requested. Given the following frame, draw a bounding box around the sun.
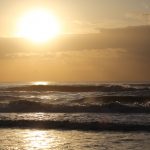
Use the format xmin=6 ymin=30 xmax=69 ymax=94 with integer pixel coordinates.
xmin=17 ymin=9 xmax=60 ymax=43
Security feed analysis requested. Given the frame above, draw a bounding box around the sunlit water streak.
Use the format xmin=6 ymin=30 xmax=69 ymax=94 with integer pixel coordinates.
xmin=0 ymin=129 xmax=150 ymax=150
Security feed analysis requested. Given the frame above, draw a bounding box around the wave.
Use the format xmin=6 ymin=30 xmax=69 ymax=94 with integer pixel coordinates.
xmin=71 ymin=96 xmax=150 ymax=104
xmin=0 ymin=120 xmax=150 ymax=131
xmin=0 ymin=100 xmax=149 ymax=113
xmin=1 ymin=84 xmax=150 ymax=92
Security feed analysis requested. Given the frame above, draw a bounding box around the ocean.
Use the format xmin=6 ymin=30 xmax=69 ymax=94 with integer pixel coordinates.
xmin=0 ymin=82 xmax=150 ymax=149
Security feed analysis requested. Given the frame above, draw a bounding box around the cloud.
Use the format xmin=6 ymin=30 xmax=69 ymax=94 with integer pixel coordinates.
xmin=0 ymin=25 xmax=150 ymax=58
xmin=0 ymin=25 xmax=150 ymax=81
xmin=126 ymin=12 xmax=150 ymax=24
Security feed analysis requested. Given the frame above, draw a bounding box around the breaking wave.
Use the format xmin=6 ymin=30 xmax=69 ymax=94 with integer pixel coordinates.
xmin=1 ymin=83 xmax=150 ymax=132
xmin=0 ymin=99 xmax=150 ymax=113
xmin=0 ymin=83 xmax=150 ymax=113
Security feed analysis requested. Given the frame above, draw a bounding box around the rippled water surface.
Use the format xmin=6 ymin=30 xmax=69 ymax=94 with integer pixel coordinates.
xmin=0 ymin=129 xmax=150 ymax=150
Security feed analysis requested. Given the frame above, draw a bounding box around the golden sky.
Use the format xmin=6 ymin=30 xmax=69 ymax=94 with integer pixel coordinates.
xmin=0 ymin=0 xmax=150 ymax=82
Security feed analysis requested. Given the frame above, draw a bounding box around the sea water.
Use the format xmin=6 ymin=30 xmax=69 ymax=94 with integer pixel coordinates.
xmin=0 ymin=82 xmax=150 ymax=149
xmin=0 ymin=129 xmax=150 ymax=150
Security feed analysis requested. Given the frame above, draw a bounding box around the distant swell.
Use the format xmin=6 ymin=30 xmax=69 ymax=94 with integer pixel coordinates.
xmin=0 ymin=100 xmax=150 ymax=113
xmin=0 ymin=120 xmax=150 ymax=131
xmin=2 ymin=84 xmax=150 ymax=92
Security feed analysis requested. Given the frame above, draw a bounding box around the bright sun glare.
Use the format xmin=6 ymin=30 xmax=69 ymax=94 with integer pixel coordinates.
xmin=17 ymin=9 xmax=60 ymax=43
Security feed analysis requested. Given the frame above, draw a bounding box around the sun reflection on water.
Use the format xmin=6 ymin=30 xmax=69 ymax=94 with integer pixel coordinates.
xmin=32 ymin=81 xmax=49 ymax=85
xmin=25 ymin=130 xmax=57 ymax=149
xmin=1 ymin=129 xmax=148 ymax=150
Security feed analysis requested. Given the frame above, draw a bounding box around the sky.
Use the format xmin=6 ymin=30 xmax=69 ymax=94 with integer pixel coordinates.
xmin=0 ymin=0 xmax=150 ymax=82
